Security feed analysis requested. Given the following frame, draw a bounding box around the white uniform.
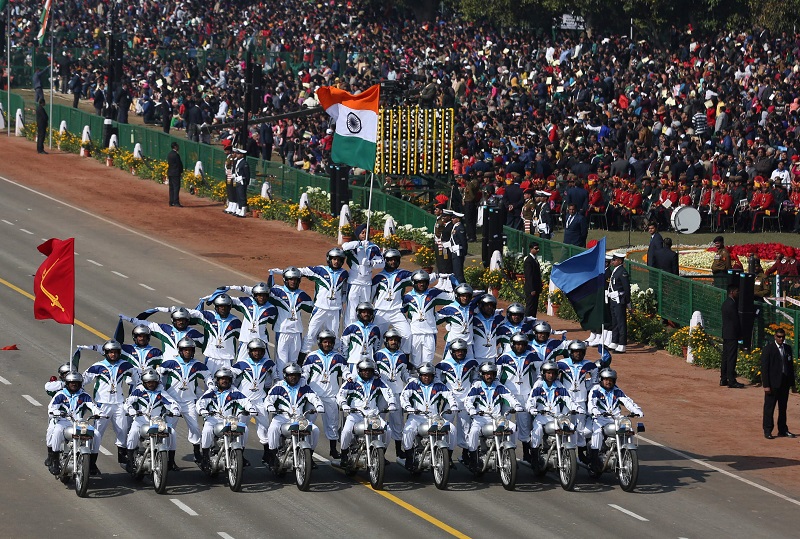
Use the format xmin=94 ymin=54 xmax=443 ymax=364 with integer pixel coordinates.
xmin=588 ymin=384 xmax=642 ymax=450
xmin=472 ymin=312 xmax=505 ymax=362
xmin=303 ymin=349 xmax=349 ymax=441
xmin=374 ymin=348 xmax=412 ymax=442
xmin=463 ymin=381 xmax=522 ymax=452
xmin=526 ymin=379 xmax=576 ymax=447
xmin=342 ymin=240 xmax=384 ymax=326
xmin=47 ymin=389 xmax=102 ymax=452
xmin=372 ymin=268 xmax=413 ymax=353
xmin=264 ymin=381 xmax=324 ymax=450
xmin=224 ymin=286 xmax=278 ymax=362
xmin=124 ymin=384 xmax=180 ymax=450
xmin=267 ymin=273 xmax=313 ymax=375
xmin=402 ymin=286 xmax=454 ymax=366
xmin=158 ymin=358 xmax=210 ymax=449
xmin=231 ymin=356 xmax=276 ymax=445
xmin=496 ymin=347 xmax=542 ymax=443
xmin=82 ymin=359 xmax=135 ymax=451
xmin=300 ymin=265 xmax=348 ymax=353
xmin=45 ymin=378 xmax=66 ymax=448
xmin=188 ymin=308 xmax=242 ymax=374
xmin=120 ymin=310 xmax=205 ymax=361
xmin=340 ymin=321 xmax=381 ymax=372
xmin=399 ymin=379 xmax=457 ymax=451
xmin=435 ymin=355 xmax=479 ymax=450
xmin=556 ymin=356 xmax=598 ymax=447
xmin=336 ymin=377 xmax=396 ymax=450
xmin=196 ymin=386 xmax=254 ymax=448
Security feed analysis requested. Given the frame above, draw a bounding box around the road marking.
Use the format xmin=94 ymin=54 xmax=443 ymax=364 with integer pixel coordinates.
xmin=139 ymin=283 xmax=155 ymax=291
xmin=167 ymin=296 xmax=184 ymax=304
xmin=99 ymin=446 xmax=113 ymax=456
xmin=111 ymin=271 xmax=128 ymax=279
xmin=170 ymin=499 xmax=198 ymax=516
xmin=641 ymin=435 xmax=800 ymax=507
xmin=217 ymin=533 xmax=235 ymax=539
xmin=19 ymin=228 xmax=33 ymax=235
xmin=312 ymin=454 xmax=331 ymax=466
xmin=608 ymin=504 xmax=649 ymax=522
xmin=86 ymin=259 xmax=103 ymax=266
xmin=0 ymin=376 xmax=10 ymax=385
xmin=1 ymin=219 xmax=13 ymax=225
xmin=21 ymin=395 xmax=41 ymax=406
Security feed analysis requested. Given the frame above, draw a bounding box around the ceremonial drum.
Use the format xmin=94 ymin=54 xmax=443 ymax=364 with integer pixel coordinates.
xmin=670 ymin=205 xmax=702 ymax=234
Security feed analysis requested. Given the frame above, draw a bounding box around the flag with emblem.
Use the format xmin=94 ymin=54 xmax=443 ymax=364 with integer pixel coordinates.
xmin=550 ymin=237 xmax=608 ymax=333
xmin=37 ymin=0 xmax=52 ymax=45
xmin=33 ymin=237 xmax=75 ymax=324
xmin=316 ymin=84 xmax=379 ymax=172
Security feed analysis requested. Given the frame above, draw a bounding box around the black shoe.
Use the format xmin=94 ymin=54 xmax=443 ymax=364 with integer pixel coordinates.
xmin=720 ymin=380 xmax=728 ymax=386
xmin=728 ymin=382 xmax=745 ymax=389
xmin=243 ymin=457 xmax=251 ymax=467
xmin=193 ymin=444 xmax=203 ymax=463
xmin=339 ymin=449 xmax=349 ymax=466
xmin=49 ymin=453 xmax=62 ymax=476
xmin=169 ymin=203 xmax=174 ymax=206
xmin=329 ymin=448 xmax=341 ymax=459
xmin=89 ymin=453 xmax=101 ymax=475
xmin=448 ymin=450 xmax=457 ymax=469
xmin=765 ymin=432 xmax=776 ymax=439
xmin=38 ymin=150 xmax=48 ymax=154
xmin=117 ymin=447 xmax=128 ymax=464
xmin=174 ymin=203 xmax=183 ymax=207
xmin=778 ymin=431 xmax=797 ymax=438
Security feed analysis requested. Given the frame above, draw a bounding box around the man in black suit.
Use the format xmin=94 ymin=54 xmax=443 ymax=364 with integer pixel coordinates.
xmin=562 ymin=203 xmax=588 ymax=247
xmin=160 ymin=93 xmax=173 ymax=134
xmin=721 ymin=284 xmax=744 ymax=388
xmin=524 ymin=242 xmax=543 ymax=318
xmin=166 ymin=142 xmax=184 ymax=207
xmin=565 ymin=180 xmax=589 ymax=216
xmin=646 ymin=222 xmax=664 ymax=267
xmin=36 ymin=99 xmax=48 ymax=154
xmin=502 ymin=178 xmax=524 ymax=229
xmin=652 ymin=237 xmax=679 ymax=275
xmin=761 ymin=328 xmax=796 ymax=439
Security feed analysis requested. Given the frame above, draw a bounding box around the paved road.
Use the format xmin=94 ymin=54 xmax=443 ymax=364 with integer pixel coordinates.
xmin=0 ymin=172 xmax=798 ymax=538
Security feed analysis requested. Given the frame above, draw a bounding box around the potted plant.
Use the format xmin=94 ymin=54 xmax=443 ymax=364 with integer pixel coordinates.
xmin=340 ymin=222 xmax=354 ymax=242
xmin=481 ymin=269 xmax=504 ymax=297
xmin=411 ymin=245 xmax=436 ymax=272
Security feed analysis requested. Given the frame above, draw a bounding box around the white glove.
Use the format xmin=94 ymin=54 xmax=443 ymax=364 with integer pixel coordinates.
xmin=341 ymin=405 xmax=351 ymax=413
xmin=315 ymin=407 xmax=324 ymax=414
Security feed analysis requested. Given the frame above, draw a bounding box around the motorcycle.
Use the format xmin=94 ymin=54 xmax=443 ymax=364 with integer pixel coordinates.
xmin=588 ymin=413 xmax=644 ymax=492
xmin=469 ymin=412 xmax=518 ymax=491
xmin=269 ymin=411 xmax=314 ymax=491
xmin=201 ymin=412 xmax=249 ymax=492
xmin=340 ymin=407 xmax=388 ymax=490
xmin=532 ymin=410 xmax=579 ymax=491
xmin=55 ymin=413 xmax=101 ymax=498
xmin=128 ymin=411 xmax=178 ymax=494
xmin=402 ymin=411 xmax=452 ymax=490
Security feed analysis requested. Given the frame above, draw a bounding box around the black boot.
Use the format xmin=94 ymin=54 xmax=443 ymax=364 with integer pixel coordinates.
xmin=117 ymin=446 xmax=128 ymax=465
xmin=297 ymin=352 xmax=307 ymax=366
xmin=459 ymin=449 xmax=470 ymax=465
xmin=587 ymin=448 xmax=601 ymax=474
xmin=448 ymin=449 xmax=457 ymax=470
xmin=404 ymin=449 xmax=415 ymax=471
xmin=193 ymin=443 xmax=202 ymax=463
xmin=329 ymin=440 xmax=341 ymax=460
xmin=262 ymin=444 xmax=271 ymax=465
xmin=89 ymin=453 xmax=101 ymax=475
xmin=126 ymin=447 xmax=137 ymax=474
xmin=339 ymin=448 xmax=349 ymax=466
xmin=201 ymin=448 xmax=211 ymax=472
xmin=50 ymin=452 xmax=62 ymax=476
xmin=578 ymin=446 xmax=588 ymax=465
xmin=522 ymin=442 xmax=532 ymax=463
xmin=44 ymin=446 xmax=54 ymax=467
xmin=263 ymin=447 xmax=276 ymax=467
xmin=394 ymin=440 xmax=405 ymax=460
xmin=168 ymin=450 xmax=180 ymax=471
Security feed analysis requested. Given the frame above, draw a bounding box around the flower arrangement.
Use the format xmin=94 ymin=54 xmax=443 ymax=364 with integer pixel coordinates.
xmin=666 ymin=326 xmax=691 ymax=356
xmin=182 ymin=171 xmax=203 ymax=194
xmin=499 ymin=279 xmax=525 ymax=302
xmin=630 ymin=283 xmax=658 ymax=316
xmin=464 ymin=265 xmax=486 ymax=289
xmin=340 ymin=223 xmax=354 ymax=237
xmin=374 ymin=234 xmax=400 ymax=249
xmin=288 ymin=204 xmax=313 ymax=223
xmin=737 ymin=347 xmax=762 ymax=384
xmin=412 ymin=245 xmax=436 ymax=268
xmin=481 ymin=269 xmax=504 ymax=290
xmin=548 ymin=288 xmax=566 ymax=305
xmin=765 ymin=322 xmax=794 ymax=341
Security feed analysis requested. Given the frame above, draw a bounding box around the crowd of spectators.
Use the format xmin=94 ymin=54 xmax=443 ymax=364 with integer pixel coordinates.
xmin=5 ymin=2 xmax=800 ymax=233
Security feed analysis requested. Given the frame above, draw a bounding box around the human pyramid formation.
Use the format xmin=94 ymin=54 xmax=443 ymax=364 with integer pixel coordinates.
xmin=42 ymin=229 xmax=641 ymax=484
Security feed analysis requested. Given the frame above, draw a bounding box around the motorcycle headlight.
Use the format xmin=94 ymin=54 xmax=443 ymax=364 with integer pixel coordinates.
xmin=76 ymin=420 xmax=89 ymax=435
xmin=557 ymin=415 xmax=574 ymax=432
xmin=431 ymin=415 xmax=445 ymax=428
xmin=154 ymin=418 xmax=168 ymax=433
xmin=494 ymin=417 xmax=508 ymax=430
xmin=226 ymin=416 xmax=239 ymax=429
xmin=367 ymin=416 xmax=382 ymax=430
xmin=617 ymin=417 xmax=633 ymax=433
xmin=297 ymin=418 xmax=310 ymax=431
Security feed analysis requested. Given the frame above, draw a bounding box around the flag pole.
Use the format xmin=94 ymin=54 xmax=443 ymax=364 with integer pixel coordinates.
xmin=365 ymin=171 xmax=375 ymax=243
xmin=48 ymin=29 xmax=53 ymax=149
xmin=69 ymin=323 xmax=73 ymax=364
xmin=6 ymin=1 xmax=10 ymax=137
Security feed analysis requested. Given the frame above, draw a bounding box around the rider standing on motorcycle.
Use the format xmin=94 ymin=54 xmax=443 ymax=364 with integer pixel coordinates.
xmin=46 ymin=372 xmax=102 ymax=476
xmin=497 ymin=333 xmax=543 ymax=463
xmin=472 ymin=295 xmax=505 ymax=363
xmin=298 ymin=248 xmax=350 ymax=361
xmin=435 ymin=339 xmax=478 ymax=464
xmin=303 ymin=330 xmax=349 ymax=460
xmin=341 ymin=302 xmax=382 ymax=374
xmin=336 ymin=359 xmax=397 ymax=465
xmin=557 ymin=341 xmax=598 ymax=463
xmin=196 ymin=367 xmax=255 ymax=470
xmin=437 ymin=283 xmax=482 ymax=360
xmin=204 ymin=283 xmax=278 ymax=363
xmin=496 ymin=303 xmax=535 ymax=353
xmin=527 ymin=361 xmax=577 ymax=460
xmin=529 ymin=321 xmax=569 ymax=363
xmin=342 ymin=224 xmax=385 ymax=327
xmin=158 ymin=337 xmax=210 ymax=465
xmin=400 ymin=362 xmax=458 ymax=467
xmin=267 ymin=267 xmax=313 ymax=375
xmin=188 ymin=294 xmax=243 ymax=374
xmin=82 ymin=339 xmax=135 ymax=474
xmin=264 ymin=363 xmax=325 ymax=466
xmin=371 ymin=249 xmax=413 ymax=354
xmin=45 ymin=363 xmax=74 ymax=468
xmin=119 ymin=306 xmax=205 ymax=361
xmin=374 ymin=328 xmax=412 ymax=460
xmin=231 ymin=338 xmax=276 ymax=465
xmin=125 ymin=369 xmax=181 ymax=472
xmin=402 ymin=270 xmax=455 ymax=368
xmin=124 ymin=326 xmax=164 ymax=387
xmin=463 ymin=362 xmax=524 ymax=466
xmin=588 ymin=368 xmax=643 ymax=469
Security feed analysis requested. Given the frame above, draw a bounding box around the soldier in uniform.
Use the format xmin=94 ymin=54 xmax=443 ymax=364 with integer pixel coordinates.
xmin=521 ymin=189 xmax=537 ymax=234
xmin=233 ymin=147 xmax=251 ymax=218
xmin=607 ymin=251 xmax=631 ymax=353
xmin=449 ymin=212 xmax=468 ymax=284
xmin=223 ymin=140 xmax=237 ymax=214
xmin=435 ymin=208 xmax=454 ymax=274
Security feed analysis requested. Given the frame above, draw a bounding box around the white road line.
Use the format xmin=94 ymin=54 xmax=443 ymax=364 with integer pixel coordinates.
xmin=86 ymin=259 xmax=103 ymax=266
xmin=171 ymin=499 xmax=198 ymax=516
xmin=313 ymin=454 xmax=331 ymax=466
xmin=641 ymin=435 xmax=800 ymax=507
xmin=1 ymin=219 xmax=13 ymax=225
xmin=608 ymin=504 xmax=649 ymax=522
xmin=111 ymin=271 xmax=128 ymax=279
xmin=19 ymin=229 xmax=33 ymax=235
xmin=139 ymin=283 xmax=155 ymax=291
xmin=21 ymin=395 xmax=41 ymax=406
xmin=0 ymin=376 xmax=10 ymax=385
xmin=217 ymin=533 xmax=236 ymax=539
xmin=167 ymin=296 xmax=184 ymax=304
xmin=99 ymin=446 xmax=112 ymax=456
xmin=0 ymin=175 xmax=257 ymax=281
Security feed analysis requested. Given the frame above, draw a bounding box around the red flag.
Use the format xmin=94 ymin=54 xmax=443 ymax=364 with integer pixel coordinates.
xmin=33 ymin=238 xmax=75 ymax=324
xmin=1 ymin=345 xmax=19 ymax=350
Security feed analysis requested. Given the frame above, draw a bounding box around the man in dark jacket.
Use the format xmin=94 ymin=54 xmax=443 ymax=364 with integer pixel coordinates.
xmin=167 ymin=142 xmax=184 ymax=207
xmin=36 ymin=99 xmax=48 ymax=154
xmin=721 ymin=284 xmax=744 ymax=388
xmin=652 ymin=237 xmax=679 ymax=275
xmin=646 ymin=222 xmax=664 ymax=267
xmin=503 ymin=178 xmax=524 ymax=229
xmin=562 ymin=203 xmax=588 ymax=247
xmin=761 ymin=328 xmax=796 ymax=439
xmin=160 ymin=93 xmax=173 ymax=134
xmin=524 ymin=242 xmax=542 ymax=317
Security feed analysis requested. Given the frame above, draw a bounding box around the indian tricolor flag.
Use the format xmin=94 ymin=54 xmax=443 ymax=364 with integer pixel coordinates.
xmin=37 ymin=0 xmax=52 ymax=45
xmin=317 ymin=85 xmax=379 ymax=172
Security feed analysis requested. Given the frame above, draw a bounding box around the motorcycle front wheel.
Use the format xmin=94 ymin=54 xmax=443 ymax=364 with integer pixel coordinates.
xmin=618 ymin=449 xmax=639 ymax=492
xmin=368 ymin=447 xmax=385 ymax=490
xmin=74 ymin=453 xmax=90 ymax=498
xmin=432 ymin=446 xmax=450 ymax=490
xmin=295 ymin=448 xmax=313 ymax=491
xmin=499 ymin=448 xmax=517 ymax=491
xmin=558 ymin=447 xmax=578 ymax=491
xmin=153 ymin=450 xmax=168 ymax=494
xmin=227 ymin=448 xmax=243 ymax=492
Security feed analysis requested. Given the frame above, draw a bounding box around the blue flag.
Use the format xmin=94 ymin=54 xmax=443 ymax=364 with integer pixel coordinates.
xmin=550 ymin=237 xmax=608 ymax=333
